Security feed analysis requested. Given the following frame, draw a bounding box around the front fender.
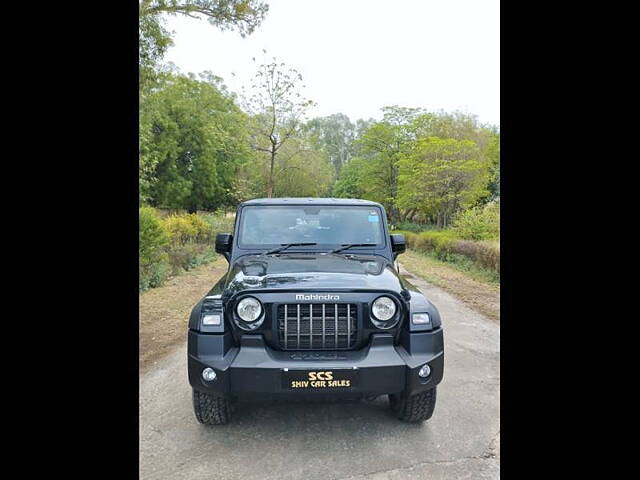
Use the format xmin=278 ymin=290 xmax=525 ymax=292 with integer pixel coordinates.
xmin=402 ymin=278 xmax=442 ymax=332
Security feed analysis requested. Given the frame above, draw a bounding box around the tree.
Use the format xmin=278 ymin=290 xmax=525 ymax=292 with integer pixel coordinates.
xmin=353 ymin=106 xmax=425 ymax=222
xmin=411 ymin=110 xmax=499 ymax=208
xmin=241 ymin=129 xmax=335 ymax=198
xmin=306 ymin=113 xmax=356 ymax=174
xmin=332 ymin=157 xmax=368 ymax=199
xmin=329 ymin=108 xmax=499 ymax=223
xmin=139 ymin=0 xmax=269 ymax=90
xmin=485 ymin=132 xmax=500 ymax=200
xmin=242 ymin=55 xmax=315 ymax=197
xmin=413 ymin=111 xmax=492 ymax=148
xmin=398 ymin=137 xmax=489 ymax=228
xmin=270 ymin=135 xmax=335 ymax=197
xmin=140 ymin=73 xmax=252 ymax=211
xmin=139 ymin=6 xmax=174 ymax=90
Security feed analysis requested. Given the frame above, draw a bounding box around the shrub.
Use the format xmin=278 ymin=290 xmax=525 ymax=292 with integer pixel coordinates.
xmin=200 ymin=211 xmax=235 ymax=236
xmin=403 ymin=230 xmax=457 ymax=257
xmin=186 ymin=213 xmax=215 ymax=242
xmin=162 ymin=213 xmax=212 ymax=245
xmin=139 ymin=207 xmax=170 ymax=290
xmin=454 ymin=240 xmax=500 ymax=273
xmin=452 ymin=200 xmax=500 ymax=240
xmin=395 ymin=202 xmax=500 ymax=276
xmin=394 ymin=228 xmax=500 ymax=276
xmin=140 ymin=261 xmax=171 ymax=290
xmin=393 ymin=222 xmax=437 ymax=233
xmin=161 ymin=212 xmax=230 ymax=275
xmin=139 ymin=209 xmax=237 ymax=291
xmin=167 ymin=243 xmax=216 ymax=274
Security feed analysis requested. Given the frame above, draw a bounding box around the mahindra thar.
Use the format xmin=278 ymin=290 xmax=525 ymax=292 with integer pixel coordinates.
xmin=187 ymin=198 xmax=444 ymax=424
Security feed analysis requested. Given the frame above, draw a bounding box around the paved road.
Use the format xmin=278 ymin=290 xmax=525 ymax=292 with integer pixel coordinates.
xmin=140 ymin=265 xmax=500 ymax=479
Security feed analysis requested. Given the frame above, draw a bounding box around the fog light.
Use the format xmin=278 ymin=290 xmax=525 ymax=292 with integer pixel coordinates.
xmin=418 ymin=364 xmax=431 ymax=378
xmin=202 ymin=368 xmax=217 ymax=381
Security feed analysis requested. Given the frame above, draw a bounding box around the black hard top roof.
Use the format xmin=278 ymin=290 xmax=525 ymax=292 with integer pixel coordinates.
xmin=240 ymin=197 xmax=383 ymax=207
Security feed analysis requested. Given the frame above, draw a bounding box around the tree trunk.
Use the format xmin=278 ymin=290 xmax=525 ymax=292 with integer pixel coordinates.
xmin=404 ymin=208 xmax=416 ymax=222
xmin=388 ymin=205 xmax=401 ymax=226
xmin=267 ymin=147 xmax=276 ymax=198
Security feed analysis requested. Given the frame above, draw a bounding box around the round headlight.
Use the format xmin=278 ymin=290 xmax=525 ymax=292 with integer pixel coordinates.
xmin=236 ymin=297 xmax=262 ymax=322
xmin=371 ymin=296 xmax=396 ymax=321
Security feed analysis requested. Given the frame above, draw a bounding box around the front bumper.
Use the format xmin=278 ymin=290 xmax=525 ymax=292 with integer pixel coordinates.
xmin=188 ymin=329 xmax=444 ymax=399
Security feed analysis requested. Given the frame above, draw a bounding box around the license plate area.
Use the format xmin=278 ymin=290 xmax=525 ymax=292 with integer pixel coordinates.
xmin=282 ymin=368 xmax=358 ymax=390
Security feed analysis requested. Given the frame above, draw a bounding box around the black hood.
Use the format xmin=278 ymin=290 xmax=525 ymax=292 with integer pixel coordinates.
xmin=221 ymin=253 xmax=405 ymax=296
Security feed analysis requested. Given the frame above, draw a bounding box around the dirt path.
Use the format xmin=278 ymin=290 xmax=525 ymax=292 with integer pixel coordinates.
xmin=400 ymin=250 xmax=500 ymax=322
xmin=139 ymin=257 xmax=228 ymax=372
xmin=139 ymin=263 xmax=500 ymax=480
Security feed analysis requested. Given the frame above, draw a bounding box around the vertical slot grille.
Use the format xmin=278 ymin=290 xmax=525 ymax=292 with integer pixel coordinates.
xmin=277 ymin=303 xmax=357 ymax=350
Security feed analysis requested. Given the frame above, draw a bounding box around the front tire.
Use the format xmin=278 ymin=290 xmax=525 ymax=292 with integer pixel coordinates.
xmin=192 ymin=389 xmax=232 ymax=425
xmin=389 ymin=387 xmax=437 ymax=422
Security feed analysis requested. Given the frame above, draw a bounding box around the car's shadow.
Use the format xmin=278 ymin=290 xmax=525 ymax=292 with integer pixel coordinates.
xmin=196 ymin=396 xmax=427 ymax=442
xmin=188 ymin=396 xmax=434 ymax=480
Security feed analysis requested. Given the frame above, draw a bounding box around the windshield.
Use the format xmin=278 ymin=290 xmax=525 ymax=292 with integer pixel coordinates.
xmin=238 ymin=205 xmax=385 ymax=248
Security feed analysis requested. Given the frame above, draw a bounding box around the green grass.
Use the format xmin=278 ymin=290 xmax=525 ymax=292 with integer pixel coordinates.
xmin=403 ymin=248 xmax=500 ymax=286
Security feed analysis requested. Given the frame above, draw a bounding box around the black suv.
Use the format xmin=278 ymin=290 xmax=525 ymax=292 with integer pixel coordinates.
xmin=188 ymin=198 xmax=444 ymax=424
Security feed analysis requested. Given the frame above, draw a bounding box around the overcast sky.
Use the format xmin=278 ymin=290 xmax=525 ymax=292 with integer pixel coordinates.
xmin=164 ymin=0 xmax=500 ymax=126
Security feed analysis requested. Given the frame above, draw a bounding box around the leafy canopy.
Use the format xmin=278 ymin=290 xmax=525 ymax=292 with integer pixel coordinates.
xmin=139 ymin=0 xmax=269 ymax=89
xmin=306 ymin=113 xmax=356 ymax=174
xmin=330 ymin=107 xmax=499 ymax=225
xmin=397 ymin=137 xmax=489 ymax=227
xmin=140 ymin=73 xmax=252 ymax=211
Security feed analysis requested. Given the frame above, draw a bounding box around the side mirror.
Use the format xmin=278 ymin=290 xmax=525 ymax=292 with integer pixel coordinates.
xmin=215 ymin=233 xmax=233 ymax=259
xmin=390 ymin=234 xmax=406 ymax=255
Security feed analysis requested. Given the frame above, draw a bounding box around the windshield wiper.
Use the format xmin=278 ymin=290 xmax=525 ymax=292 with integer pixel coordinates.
xmin=264 ymin=242 xmax=318 ymax=255
xmin=329 ymin=243 xmax=377 ymax=254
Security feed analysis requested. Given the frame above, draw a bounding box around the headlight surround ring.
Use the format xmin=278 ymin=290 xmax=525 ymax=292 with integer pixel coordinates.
xmin=370 ymin=296 xmax=400 ymax=329
xmin=235 ymin=296 xmax=264 ymax=330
